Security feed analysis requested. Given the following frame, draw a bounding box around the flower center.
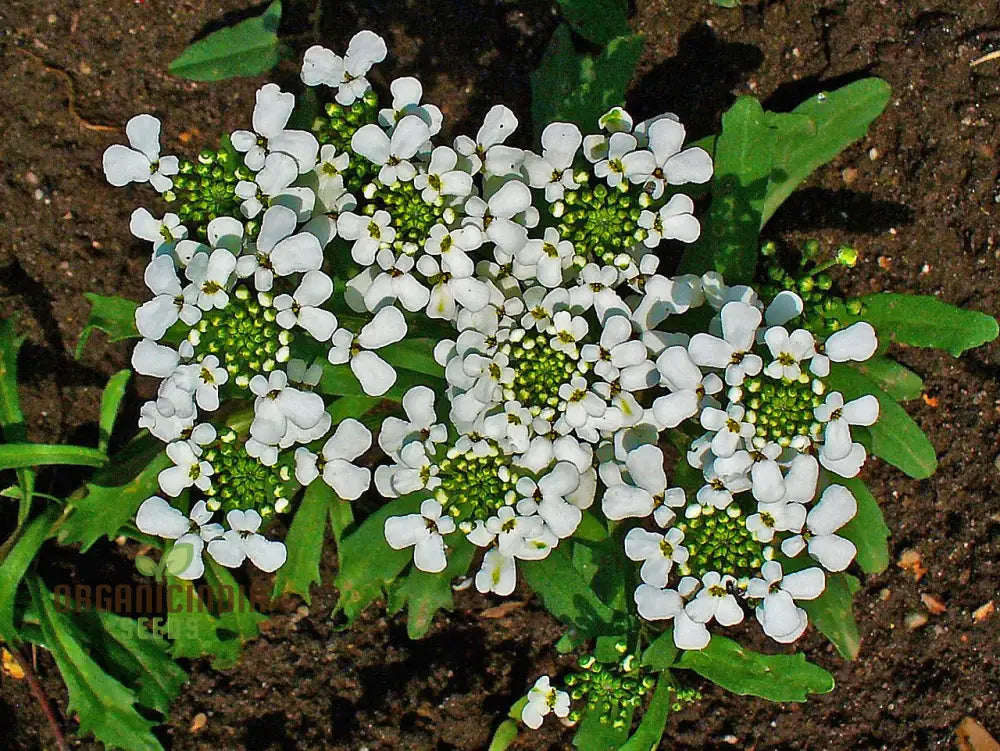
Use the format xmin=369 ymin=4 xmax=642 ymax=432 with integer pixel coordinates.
xmin=676 ymin=505 xmax=765 ymax=581
xmin=742 ymin=374 xmax=825 ymax=448
xmin=433 ymin=440 xmax=519 ymax=526
xmin=201 ymin=429 xmax=292 ymax=516
xmin=553 ymin=177 xmax=650 ymax=266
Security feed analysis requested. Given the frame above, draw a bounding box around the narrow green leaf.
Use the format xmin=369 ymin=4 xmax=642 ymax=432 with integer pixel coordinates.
xmin=856 ymin=293 xmax=999 ymax=357
xmin=379 ymin=339 xmax=445 ymax=378
xmin=640 ymin=629 xmax=678 ymax=671
xmin=0 ymin=443 xmax=107 ymax=470
xmin=98 ymin=369 xmax=132 ymax=452
xmin=0 ymin=509 xmax=58 ymax=642
xmin=618 ymin=675 xmax=672 ymax=751
xmin=488 ymin=719 xmax=520 ymax=751
xmin=271 ymin=481 xmax=332 ymax=603
xmin=678 ymin=97 xmax=776 ymax=283
xmin=676 ymin=634 xmax=834 ymax=702
xmin=838 ymin=477 xmax=890 ymax=574
xmin=325 ymin=394 xmax=381 ymax=424
xmin=334 ymin=495 xmax=421 ymax=623
xmin=329 ymin=495 xmax=354 ymax=545
xmin=0 ymin=316 xmax=34 ymax=521
xmin=168 ymin=1 xmax=283 ymax=82
xmin=850 ymin=356 xmax=922 ymax=401
xmin=801 ymin=573 xmax=861 ymax=660
xmin=531 ymin=25 xmax=644 ymax=140
xmin=521 ymin=546 xmax=620 ymax=636
xmin=387 ymin=536 xmax=475 ymax=639
xmin=554 ymin=0 xmax=630 ymax=45
xmin=572 ymin=701 xmax=633 ymax=750
xmin=825 ymin=363 xmax=937 ymax=479
xmin=75 ymin=293 xmax=139 ymax=359
xmin=28 ymin=578 xmax=163 ymax=751
xmin=761 ymin=78 xmax=891 ymax=225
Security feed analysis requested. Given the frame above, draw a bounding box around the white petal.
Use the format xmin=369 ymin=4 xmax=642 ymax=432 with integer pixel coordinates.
xmin=782 ymin=567 xmax=826 ymax=600
xmin=390 ymin=115 xmax=431 ymax=160
xmin=413 ymin=534 xmax=448 ymax=573
xmin=207 ymin=531 xmax=247 ymax=568
xmin=125 ymin=114 xmax=161 ymax=160
xmin=358 ymin=306 xmax=407 ymax=349
xmin=808 ymin=535 xmax=857 ymax=572
xmin=809 ymin=485 xmax=857 ymax=535
xmin=351 ymin=124 xmax=392 ymax=164
xmin=825 ymin=322 xmax=877 ymax=362
xmin=323 ymin=458 xmax=371 ymax=500
xmin=243 ymin=534 xmax=287 ymax=572
xmin=673 ymin=611 xmax=711 ymax=650
xmin=634 ymin=584 xmax=682 ymax=620
xmin=351 ymin=351 xmax=397 ymax=396
xmin=252 ymin=83 xmax=294 ymax=138
xmin=136 ymin=496 xmax=189 ymax=539
xmin=103 ymin=145 xmax=149 ymax=186
xmin=271 ymin=233 xmax=323 ymax=276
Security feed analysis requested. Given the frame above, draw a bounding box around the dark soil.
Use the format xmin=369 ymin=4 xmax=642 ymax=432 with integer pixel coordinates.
xmin=2 ymin=0 xmax=999 ymax=749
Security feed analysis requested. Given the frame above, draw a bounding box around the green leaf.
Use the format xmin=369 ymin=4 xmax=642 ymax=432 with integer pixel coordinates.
xmin=531 ymin=25 xmax=644 ymax=140
xmin=676 ymin=634 xmax=834 ymax=702
xmin=387 ymin=535 xmax=475 ymax=639
xmin=761 ymin=78 xmax=891 ymax=225
xmin=572 ymin=701 xmax=633 ymax=750
xmin=0 ymin=508 xmax=58 ymax=642
xmin=488 ymin=719 xmax=520 ymax=751
xmin=801 ymin=572 xmax=861 ymax=660
xmin=0 ymin=443 xmax=107 ymax=470
xmin=0 ymin=315 xmax=34 ymax=519
xmin=28 ymin=578 xmax=164 ymax=751
xmin=521 ymin=545 xmax=621 ymax=637
xmin=325 ymin=394 xmax=381 ymax=424
xmin=98 ymin=369 xmax=131 ymax=452
xmin=554 ymin=0 xmax=630 ymax=45
xmin=318 ymin=362 xmax=442 ymax=403
xmin=618 ymin=675 xmax=672 ymax=751
xmin=79 ymin=609 xmax=188 ymax=716
xmin=333 ymin=495 xmax=421 ymax=623
xmin=825 ymin=363 xmax=937 ymax=479
xmin=378 ymin=338 xmax=445 ymax=378
xmin=271 ymin=481 xmax=332 ymax=602
xmin=856 ymin=293 xmax=999 ymax=357
xmin=640 ymin=629 xmax=678 ymax=671
xmin=168 ymin=1 xmax=283 ymax=82
xmin=204 ymin=561 xmax=268 ymax=642
xmin=850 ymin=356 xmax=923 ymax=401
xmin=838 ymin=476 xmax=890 ymax=574
xmin=75 ymin=293 xmax=139 ymax=359
xmin=678 ymin=97 xmax=776 ymax=283
xmin=59 ymin=441 xmax=170 ymax=552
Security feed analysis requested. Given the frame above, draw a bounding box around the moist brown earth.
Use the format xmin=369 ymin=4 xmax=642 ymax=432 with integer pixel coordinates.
xmin=2 ymin=1 xmax=999 ymax=749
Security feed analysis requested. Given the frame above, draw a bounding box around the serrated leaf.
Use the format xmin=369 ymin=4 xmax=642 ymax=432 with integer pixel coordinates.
xmin=0 ymin=443 xmax=107 ymax=470
xmin=618 ymin=675 xmax=672 ymax=751
xmin=168 ymin=1 xmax=283 ymax=82
xmin=640 ymin=629 xmax=678 ymax=671
xmin=850 ymin=356 xmax=923 ymax=401
xmin=678 ymin=97 xmax=776 ymax=284
xmin=572 ymin=700 xmax=633 ymax=750
xmin=387 ymin=535 xmax=475 ymax=639
xmin=271 ymin=481 xmax=332 ymax=602
xmin=29 ymin=578 xmax=163 ymax=751
xmin=59 ymin=439 xmax=169 ymax=552
xmin=555 ymin=0 xmax=630 ymax=45
xmin=676 ymin=634 xmax=834 ymax=702
xmin=761 ymin=78 xmax=891 ymax=225
xmin=856 ymin=293 xmax=999 ymax=357
xmin=838 ymin=476 xmax=890 ymax=574
xmin=334 ymin=495 xmax=421 ymax=623
xmin=521 ymin=546 xmax=621 ymax=637
xmin=801 ymin=572 xmax=861 ymax=659
xmin=0 ymin=315 xmax=34 ymax=519
xmin=204 ymin=561 xmax=268 ymax=640
xmin=99 ymin=369 xmax=131 ymax=451
xmin=75 ymin=293 xmax=139 ymax=359
xmin=825 ymin=363 xmax=937 ymax=479
xmin=531 ymin=25 xmax=644 ymax=140
xmin=0 ymin=508 xmax=58 ymax=642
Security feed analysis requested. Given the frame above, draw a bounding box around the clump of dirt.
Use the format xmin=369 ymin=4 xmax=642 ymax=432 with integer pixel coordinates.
xmin=1 ymin=1 xmax=998 ymax=749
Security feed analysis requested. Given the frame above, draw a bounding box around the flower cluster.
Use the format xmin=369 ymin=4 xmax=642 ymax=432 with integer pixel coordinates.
xmin=105 ymin=30 xmax=885 ymax=722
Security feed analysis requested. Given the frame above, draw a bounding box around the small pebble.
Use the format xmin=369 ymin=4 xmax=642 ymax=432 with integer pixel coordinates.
xmin=905 ymin=611 xmax=928 ymax=630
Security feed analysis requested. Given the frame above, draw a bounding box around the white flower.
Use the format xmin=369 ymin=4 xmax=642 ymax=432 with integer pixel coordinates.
xmin=689 ymin=301 xmax=763 ymax=386
xmin=235 ymin=151 xmax=315 ymax=220
xmin=814 ymin=392 xmax=879 ymax=462
xmin=130 ymin=208 xmax=188 ymax=258
xmin=193 ymin=355 xmax=229 ymax=411
xmin=762 ymin=326 xmax=816 ymax=381
xmin=378 ymin=385 xmax=446 ymax=457
xmin=454 ymin=104 xmax=518 ymax=173
xmin=481 ymin=507 xmax=544 ymax=557
xmin=748 ymin=561 xmax=825 ymax=643
xmin=549 ymin=310 xmax=588 ymax=358
xmin=231 ymin=83 xmax=318 ymax=172
xmin=413 ymin=146 xmax=473 ymax=202
xmin=158 ymin=441 xmax=213 ymax=498
xmin=135 ymin=497 xmax=223 ymax=580
xmin=639 ymin=116 xmax=713 ymax=198
xmin=135 ymin=256 xmax=201 ymax=340
xmin=625 ymin=527 xmax=689 ymax=587
xmin=327 ymin=306 xmax=407 ymax=396
xmin=103 ymin=114 xmax=178 ymax=192
xmin=384 ymin=499 xmax=456 ymax=573
xmin=557 ymin=376 xmax=606 ymax=430
xmin=594 ymin=132 xmax=655 ymax=188
xmin=416 ymin=253 xmax=490 ymax=320
xmin=338 ymin=209 xmax=395 ymax=266
xmin=700 ymin=404 xmax=755 ymax=458
xmin=274 ymin=270 xmax=339 ymax=341
xmin=685 ymin=571 xmax=744 ymax=627
xmin=252 ymin=204 xmax=324 ymax=280
xmin=175 ymin=215 xmax=245 ymax=269
xmin=294 ymin=418 xmax=373 ymax=500
xmin=301 ymin=30 xmax=387 ymax=105
xmin=521 ymin=676 xmax=570 ymax=730
xmin=249 ymin=370 xmax=327 ymax=446
xmin=515 ymin=462 xmax=591 ymax=539
xmin=516 ymin=227 xmax=574 ymax=288
xmin=378 ymin=76 xmax=443 ymax=135
xmin=475 ymin=547 xmax=517 ymax=596
xmin=696 ymin=455 xmax=753 ymax=509
xmin=138 ymin=400 xmax=194 ymax=443
xmin=811 ymin=322 xmax=878 ymax=377
xmin=639 ymin=194 xmax=701 ymax=246
xmin=651 ymin=346 xmax=721 ymax=428
xmin=207 ymin=509 xmax=288 ymax=572
xmin=523 ymin=122 xmax=582 ymax=202
xmin=352 ymin=115 xmax=430 ymax=185
xmin=185 ymin=248 xmax=237 ymax=310
xmin=132 ymin=339 xmax=180 ymax=378
xmin=632 ymin=584 xmax=712 ymax=650
xmin=465 ymin=180 xmax=532 ymax=254
xmin=781 ymin=484 xmax=858 ymax=571
xmin=358 ymin=249 xmax=430 ymax=313
xmin=603 ymin=444 xmax=681 ymax=525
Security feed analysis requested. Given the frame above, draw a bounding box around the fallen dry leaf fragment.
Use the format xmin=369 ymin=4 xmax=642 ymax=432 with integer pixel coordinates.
xmin=921 ymin=593 xmax=947 ymax=614
xmin=480 ymin=600 xmax=527 ymax=619
xmin=898 ymin=549 xmax=927 ymax=582
xmin=1 ymin=648 xmax=25 ymax=679
xmin=973 ymin=601 xmax=995 ymax=622
xmin=956 ymin=717 xmax=1000 ymax=751
xmin=190 ymin=712 xmax=208 ymax=733
xmin=922 ymin=393 xmax=940 ymax=408
xmin=905 ymin=611 xmax=928 ymax=630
